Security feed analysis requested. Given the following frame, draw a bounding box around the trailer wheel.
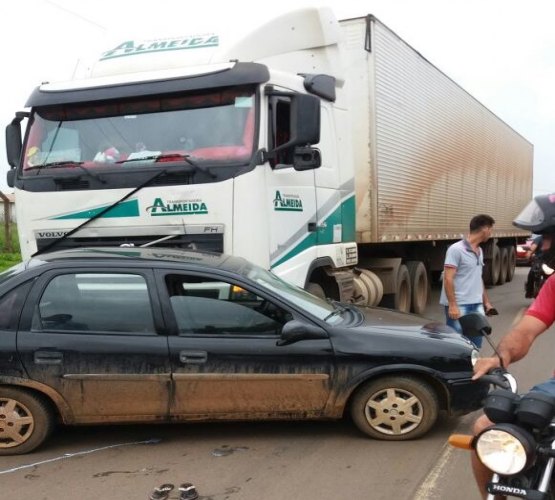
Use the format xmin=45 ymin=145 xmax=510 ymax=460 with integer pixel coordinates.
xmin=394 ymin=265 xmax=411 ymax=313
xmin=484 ymin=244 xmax=501 ymax=286
xmin=497 ymin=247 xmax=508 ymax=285
xmin=406 ymin=261 xmax=428 ymax=315
xmin=506 ymin=246 xmax=516 ymax=282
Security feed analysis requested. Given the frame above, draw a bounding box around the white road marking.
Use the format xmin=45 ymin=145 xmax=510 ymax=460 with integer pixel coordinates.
xmin=413 ymin=440 xmax=457 ymax=500
xmin=0 ymin=438 xmax=160 ymax=475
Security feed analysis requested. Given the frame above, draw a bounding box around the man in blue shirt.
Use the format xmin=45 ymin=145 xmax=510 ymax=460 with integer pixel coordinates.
xmin=439 ymin=214 xmax=496 ymax=347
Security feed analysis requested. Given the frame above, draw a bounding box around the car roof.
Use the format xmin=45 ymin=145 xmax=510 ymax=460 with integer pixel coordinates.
xmin=28 ymin=247 xmax=250 ymax=273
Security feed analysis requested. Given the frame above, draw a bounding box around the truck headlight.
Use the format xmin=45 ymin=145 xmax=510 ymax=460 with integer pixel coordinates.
xmin=475 ymin=425 xmax=535 ymax=475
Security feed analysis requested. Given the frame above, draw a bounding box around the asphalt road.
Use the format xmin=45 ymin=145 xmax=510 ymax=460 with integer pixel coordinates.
xmin=1 ymin=267 xmax=549 ymax=500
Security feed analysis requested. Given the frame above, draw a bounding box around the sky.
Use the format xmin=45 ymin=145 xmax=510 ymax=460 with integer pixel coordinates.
xmin=2 ymin=0 xmax=554 ymax=196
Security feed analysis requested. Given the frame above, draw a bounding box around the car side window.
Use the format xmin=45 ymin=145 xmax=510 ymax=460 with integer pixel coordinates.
xmin=0 ymin=280 xmax=33 ymax=331
xmin=33 ymin=273 xmax=155 ymax=334
xmin=165 ymin=274 xmax=292 ymax=335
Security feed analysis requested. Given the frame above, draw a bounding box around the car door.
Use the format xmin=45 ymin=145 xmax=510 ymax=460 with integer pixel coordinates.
xmin=156 ymin=269 xmax=335 ymax=418
xmin=17 ymin=268 xmax=171 ymax=422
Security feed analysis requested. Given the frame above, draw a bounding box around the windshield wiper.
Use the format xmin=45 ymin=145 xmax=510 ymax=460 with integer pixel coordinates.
xmin=28 ymin=161 xmax=106 ymax=183
xmin=323 ymin=301 xmax=348 ymax=322
xmin=32 ymin=168 xmax=169 ymax=257
xmin=119 ymin=154 xmax=216 ymax=179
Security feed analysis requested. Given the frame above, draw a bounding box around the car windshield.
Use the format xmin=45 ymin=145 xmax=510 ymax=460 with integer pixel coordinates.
xmin=21 ymin=86 xmax=256 ymax=175
xmin=246 ymin=266 xmax=343 ymax=323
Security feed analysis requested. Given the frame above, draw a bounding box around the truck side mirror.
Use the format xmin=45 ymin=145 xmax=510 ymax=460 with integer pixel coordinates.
xmin=293 ymin=146 xmax=321 ymax=171
xmin=289 ymin=93 xmax=321 ymax=147
xmin=268 ymin=92 xmax=321 ymax=156
xmin=6 ymin=112 xmax=29 ymax=169
xmin=6 ymin=170 xmax=15 ymax=188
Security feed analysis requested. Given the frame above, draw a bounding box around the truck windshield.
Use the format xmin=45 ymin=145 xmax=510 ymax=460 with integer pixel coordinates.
xmin=21 ymin=86 xmax=256 ymax=175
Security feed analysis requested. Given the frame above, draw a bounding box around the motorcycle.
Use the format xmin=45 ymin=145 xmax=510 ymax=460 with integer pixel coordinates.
xmin=526 ymin=256 xmax=555 ymax=299
xmin=450 ymin=313 xmax=555 ymax=499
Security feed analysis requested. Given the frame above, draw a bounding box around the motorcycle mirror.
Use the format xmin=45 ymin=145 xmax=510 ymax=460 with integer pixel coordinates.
xmin=458 ymin=313 xmax=492 ymax=337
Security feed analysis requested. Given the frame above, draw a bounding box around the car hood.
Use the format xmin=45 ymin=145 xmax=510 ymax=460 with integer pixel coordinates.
xmin=351 ymin=305 xmax=471 ymax=344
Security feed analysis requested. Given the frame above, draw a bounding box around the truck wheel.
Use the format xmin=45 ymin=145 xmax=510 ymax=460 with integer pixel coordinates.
xmin=406 ymin=261 xmax=428 ymax=315
xmin=350 ymin=376 xmax=439 ymax=440
xmin=394 ymin=265 xmax=411 ymax=313
xmin=357 ymin=269 xmax=383 ymax=307
xmin=0 ymin=388 xmax=54 ymax=455
xmin=497 ymin=247 xmax=508 ymax=285
xmin=506 ymin=246 xmax=516 ymax=282
xmin=305 ymin=282 xmax=326 ymax=300
xmin=483 ymin=244 xmax=501 ymax=286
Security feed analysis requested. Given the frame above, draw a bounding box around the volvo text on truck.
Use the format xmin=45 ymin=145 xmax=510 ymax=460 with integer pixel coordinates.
xmin=5 ymin=8 xmax=533 ymax=313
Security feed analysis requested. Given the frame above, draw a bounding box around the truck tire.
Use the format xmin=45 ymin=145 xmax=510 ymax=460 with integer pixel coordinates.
xmin=497 ymin=247 xmax=508 ymax=285
xmin=406 ymin=261 xmax=428 ymax=315
xmin=393 ymin=265 xmax=411 ymax=313
xmin=306 ymin=282 xmax=326 ymax=300
xmin=506 ymin=246 xmax=516 ymax=282
xmin=483 ymin=244 xmax=501 ymax=286
xmin=359 ymin=269 xmax=384 ymax=307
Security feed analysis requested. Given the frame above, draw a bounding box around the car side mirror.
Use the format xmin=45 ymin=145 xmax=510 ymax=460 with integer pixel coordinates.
xmin=277 ymin=320 xmax=327 ymax=346
xmin=458 ymin=313 xmax=492 ymax=338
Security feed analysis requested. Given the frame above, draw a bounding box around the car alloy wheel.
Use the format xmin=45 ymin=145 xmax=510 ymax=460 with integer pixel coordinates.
xmin=350 ymin=376 xmax=439 ymax=441
xmin=0 ymin=388 xmax=54 ymax=455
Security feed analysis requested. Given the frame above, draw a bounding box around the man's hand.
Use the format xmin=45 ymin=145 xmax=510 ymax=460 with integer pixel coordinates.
xmin=448 ymin=303 xmax=460 ymax=320
xmin=472 ymin=356 xmax=502 ymax=380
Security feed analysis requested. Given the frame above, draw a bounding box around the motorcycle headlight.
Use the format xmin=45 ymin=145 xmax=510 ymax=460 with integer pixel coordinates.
xmin=475 ymin=425 xmax=535 ymax=476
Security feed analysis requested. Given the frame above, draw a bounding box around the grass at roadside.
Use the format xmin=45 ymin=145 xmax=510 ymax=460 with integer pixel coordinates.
xmin=0 ymin=224 xmax=22 ymax=271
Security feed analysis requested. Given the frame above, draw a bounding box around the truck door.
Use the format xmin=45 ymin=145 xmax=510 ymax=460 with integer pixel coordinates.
xmin=266 ymin=94 xmax=318 ymax=273
xmin=314 ymin=104 xmax=347 ymax=246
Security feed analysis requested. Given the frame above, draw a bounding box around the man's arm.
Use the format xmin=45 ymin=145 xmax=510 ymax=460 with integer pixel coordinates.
xmin=443 ymin=266 xmax=460 ymax=319
xmin=472 ymin=315 xmax=547 ymax=379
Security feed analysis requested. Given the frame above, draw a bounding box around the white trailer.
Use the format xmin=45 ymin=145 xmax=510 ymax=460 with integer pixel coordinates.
xmin=6 ymin=8 xmax=532 ymax=313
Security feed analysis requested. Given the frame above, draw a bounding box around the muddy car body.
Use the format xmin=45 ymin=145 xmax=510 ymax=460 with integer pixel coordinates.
xmin=0 ymin=247 xmax=487 ymax=454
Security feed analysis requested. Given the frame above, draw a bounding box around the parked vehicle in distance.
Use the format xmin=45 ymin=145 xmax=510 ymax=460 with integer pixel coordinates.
xmin=516 ymin=238 xmax=535 ymax=265
xmin=0 ymin=247 xmax=487 ymax=454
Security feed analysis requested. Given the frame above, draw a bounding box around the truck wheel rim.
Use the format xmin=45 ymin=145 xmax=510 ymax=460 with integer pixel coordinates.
xmin=364 ymin=388 xmax=423 ymax=435
xmin=0 ymin=397 xmax=35 ymax=448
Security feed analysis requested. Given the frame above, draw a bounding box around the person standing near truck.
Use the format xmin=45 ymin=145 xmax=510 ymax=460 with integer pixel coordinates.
xmin=439 ymin=214 xmax=496 ymax=348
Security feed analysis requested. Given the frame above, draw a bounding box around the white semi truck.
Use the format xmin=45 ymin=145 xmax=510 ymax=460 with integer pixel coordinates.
xmin=5 ymin=8 xmax=533 ymax=313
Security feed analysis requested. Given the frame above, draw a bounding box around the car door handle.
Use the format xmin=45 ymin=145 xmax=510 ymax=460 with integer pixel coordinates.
xmin=179 ymin=350 xmax=207 ymax=364
xmin=34 ymin=351 xmax=63 ymax=365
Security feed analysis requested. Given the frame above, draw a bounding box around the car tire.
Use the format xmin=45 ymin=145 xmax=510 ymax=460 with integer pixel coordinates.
xmin=0 ymin=388 xmax=54 ymax=455
xmin=350 ymin=376 xmax=439 ymax=441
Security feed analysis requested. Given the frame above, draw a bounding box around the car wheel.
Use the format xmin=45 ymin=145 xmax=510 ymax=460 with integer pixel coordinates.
xmin=350 ymin=376 xmax=439 ymax=441
xmin=0 ymin=388 xmax=54 ymax=455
